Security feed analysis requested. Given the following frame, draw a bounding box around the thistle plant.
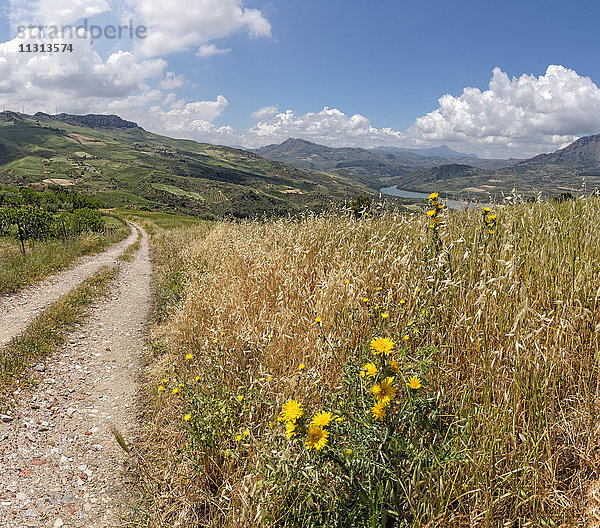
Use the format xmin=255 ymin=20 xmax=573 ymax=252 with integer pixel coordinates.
xmin=276 ymin=336 xmax=450 ymax=527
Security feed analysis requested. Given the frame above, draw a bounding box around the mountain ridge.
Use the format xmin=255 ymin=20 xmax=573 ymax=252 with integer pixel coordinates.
xmin=34 ymin=112 xmax=141 ymax=130
xmin=386 ymin=133 xmax=600 ymax=198
xmin=252 ymin=138 xmax=519 ymax=190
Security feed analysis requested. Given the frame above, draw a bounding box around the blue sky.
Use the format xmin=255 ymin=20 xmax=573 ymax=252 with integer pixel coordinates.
xmin=2 ymin=0 xmax=600 ymax=157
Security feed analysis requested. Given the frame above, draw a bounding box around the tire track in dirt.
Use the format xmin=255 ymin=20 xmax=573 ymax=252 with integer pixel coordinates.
xmin=0 ymin=225 xmax=151 ymax=527
xmin=0 ymin=224 xmax=139 ymax=349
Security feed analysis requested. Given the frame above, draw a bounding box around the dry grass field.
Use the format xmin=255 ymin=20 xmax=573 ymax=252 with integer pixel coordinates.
xmin=131 ymin=197 xmax=600 ymax=527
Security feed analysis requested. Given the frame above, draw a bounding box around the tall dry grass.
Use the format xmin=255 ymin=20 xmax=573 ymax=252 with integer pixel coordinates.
xmin=135 ymin=198 xmax=600 ymax=527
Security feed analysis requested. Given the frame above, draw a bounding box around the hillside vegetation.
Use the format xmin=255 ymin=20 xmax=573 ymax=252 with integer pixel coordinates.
xmin=0 ymin=112 xmax=367 ymax=218
xmin=132 ymin=197 xmax=600 ymax=527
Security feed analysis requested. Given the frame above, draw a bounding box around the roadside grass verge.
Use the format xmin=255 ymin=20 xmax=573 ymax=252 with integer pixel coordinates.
xmin=0 ymin=266 xmax=118 ymax=406
xmin=0 ymin=217 xmax=128 ymax=295
xmin=131 ymin=198 xmax=600 ymax=527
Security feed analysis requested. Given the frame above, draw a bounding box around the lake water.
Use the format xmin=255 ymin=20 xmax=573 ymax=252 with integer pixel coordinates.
xmin=379 ymin=186 xmax=489 ymax=209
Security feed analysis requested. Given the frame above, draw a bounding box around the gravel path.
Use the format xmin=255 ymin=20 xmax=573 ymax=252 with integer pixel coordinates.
xmin=0 ymin=225 xmax=139 ymax=349
xmin=0 ymin=226 xmax=151 ymax=527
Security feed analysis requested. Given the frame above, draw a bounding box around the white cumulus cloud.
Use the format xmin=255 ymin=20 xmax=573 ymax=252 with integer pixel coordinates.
xmin=244 ymin=107 xmax=404 ymax=148
xmin=250 ymin=105 xmax=279 ymax=119
xmin=196 ymin=44 xmax=231 ymax=58
xmin=407 ymin=65 xmax=600 ymax=157
xmin=0 ymin=31 xmax=166 ymax=109
xmin=236 ymin=66 xmax=600 ymax=157
xmin=130 ymin=0 xmax=271 ymax=56
xmin=158 ymin=71 xmax=186 ymax=90
xmin=11 ymin=0 xmax=111 ymax=26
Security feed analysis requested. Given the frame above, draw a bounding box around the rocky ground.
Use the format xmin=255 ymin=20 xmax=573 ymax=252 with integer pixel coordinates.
xmin=0 ymin=226 xmax=151 ymax=527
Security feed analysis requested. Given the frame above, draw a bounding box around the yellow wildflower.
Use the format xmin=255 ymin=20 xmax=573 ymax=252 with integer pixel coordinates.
xmin=403 ymin=335 xmax=410 ymax=341
xmin=172 ymin=387 xmax=179 ymax=395
xmin=347 ymin=449 xmax=353 ymax=455
xmin=427 ymin=209 xmax=436 ymax=217
xmin=408 ymin=376 xmax=422 ymax=390
xmin=370 ymin=337 xmax=394 ymax=356
xmin=312 ymin=411 xmax=333 ymax=428
xmin=279 ymin=399 xmax=303 ymax=422
xmin=361 ymin=362 xmax=377 ymax=378
xmin=381 ymin=312 xmax=389 ymax=319
xmin=158 ymin=385 xmax=164 ymax=392
xmin=243 ymin=429 xmax=250 ymax=436
xmin=185 ymin=353 xmax=193 ymax=360
xmin=315 ymin=316 xmax=321 ymax=323
xmin=238 ymin=395 xmax=244 ymax=402
xmin=298 ymin=363 xmax=305 ymax=371
xmin=184 ymin=414 xmax=191 ymax=422
xmin=429 ymin=192 xmax=439 ymax=200
xmin=390 ymin=359 xmax=400 ymax=373
xmin=379 ymin=377 xmax=396 ymax=403
xmin=235 ymin=434 xmax=242 ymax=442
xmin=370 ymin=402 xmax=386 ymax=420
xmin=371 ymin=382 xmax=383 ymax=400
xmin=285 ymin=421 xmax=296 ymax=439
xmin=305 ymin=425 xmax=329 ymax=451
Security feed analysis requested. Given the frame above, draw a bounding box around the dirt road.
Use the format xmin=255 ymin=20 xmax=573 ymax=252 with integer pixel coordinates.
xmin=0 ymin=225 xmax=139 ymax=349
xmin=0 ymin=225 xmax=151 ymax=527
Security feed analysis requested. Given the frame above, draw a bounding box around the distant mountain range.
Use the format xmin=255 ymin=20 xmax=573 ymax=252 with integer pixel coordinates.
xmin=252 ymin=138 xmax=520 ymax=190
xmin=373 ymin=144 xmax=478 ymax=159
xmin=254 ymin=136 xmax=600 ymax=198
xmin=0 ymin=113 xmax=368 ymax=217
xmin=389 ymin=134 xmax=600 ymax=198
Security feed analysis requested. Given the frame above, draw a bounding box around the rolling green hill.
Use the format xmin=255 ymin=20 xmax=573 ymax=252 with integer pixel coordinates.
xmin=0 ymin=112 xmax=369 ymax=218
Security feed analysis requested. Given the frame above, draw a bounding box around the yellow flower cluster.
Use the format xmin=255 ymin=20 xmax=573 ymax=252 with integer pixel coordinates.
xmin=278 ymin=399 xmax=333 ymax=451
xmin=365 ymin=336 xmax=423 ymax=420
xmin=482 ymin=207 xmax=497 ymax=234
xmin=427 ymin=192 xmax=444 ymax=229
